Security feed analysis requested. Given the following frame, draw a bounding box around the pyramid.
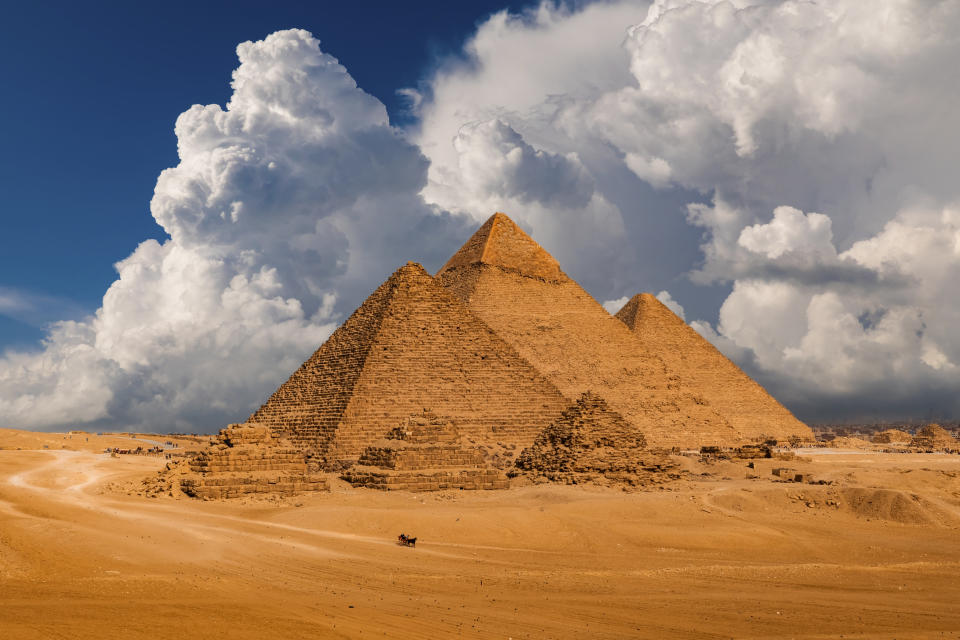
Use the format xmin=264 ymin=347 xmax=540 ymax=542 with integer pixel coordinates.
xmin=873 ymin=429 xmax=912 ymax=444
xmin=246 ymin=262 xmax=569 ymax=467
xmin=911 ymin=424 xmax=959 ymax=452
xmin=177 ymin=424 xmax=328 ymax=499
xmin=514 ymin=392 xmax=678 ymax=484
xmin=342 ymin=410 xmax=509 ymax=491
xmin=615 ymin=293 xmax=811 ymax=443
xmin=437 ymin=213 xmax=746 ymax=449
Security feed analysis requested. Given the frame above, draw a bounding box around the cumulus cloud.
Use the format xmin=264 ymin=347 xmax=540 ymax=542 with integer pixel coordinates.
xmin=0 ymin=29 xmax=467 ymax=431
xmin=450 ymin=119 xmax=594 ymax=208
xmin=413 ymin=0 xmax=960 ymax=420
xmin=5 ymin=0 xmax=960 ymax=428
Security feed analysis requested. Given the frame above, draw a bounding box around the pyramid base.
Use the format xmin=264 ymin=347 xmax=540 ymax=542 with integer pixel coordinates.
xmin=180 ymin=472 xmax=329 ymax=499
xmin=342 ymin=466 xmax=508 ymax=492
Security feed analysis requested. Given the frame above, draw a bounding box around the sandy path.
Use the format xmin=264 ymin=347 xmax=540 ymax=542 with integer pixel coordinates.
xmin=1 ymin=449 xmax=959 ymax=639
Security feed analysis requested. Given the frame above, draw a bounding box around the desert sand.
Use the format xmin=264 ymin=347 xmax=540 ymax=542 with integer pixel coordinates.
xmin=2 ymin=430 xmax=959 ymax=639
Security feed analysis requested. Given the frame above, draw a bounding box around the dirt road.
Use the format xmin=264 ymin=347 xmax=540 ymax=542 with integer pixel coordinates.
xmin=1 ymin=446 xmax=959 ymax=639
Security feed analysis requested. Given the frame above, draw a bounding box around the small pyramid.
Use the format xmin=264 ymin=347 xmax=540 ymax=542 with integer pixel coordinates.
xmin=514 ymin=392 xmax=677 ymax=484
xmin=615 ymin=294 xmax=811 ymax=443
xmin=246 ymin=262 xmax=569 ymax=467
xmin=911 ymin=424 xmax=958 ymax=451
xmin=873 ymin=429 xmax=912 ymax=444
xmin=177 ymin=424 xmax=328 ymax=499
xmin=342 ymin=410 xmax=509 ymax=491
xmin=439 ymin=212 xmax=566 ymax=282
xmin=437 ymin=213 xmax=745 ymax=449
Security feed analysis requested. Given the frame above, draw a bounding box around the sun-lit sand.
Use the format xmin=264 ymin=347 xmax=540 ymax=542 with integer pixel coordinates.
xmin=1 ymin=429 xmax=958 ymax=639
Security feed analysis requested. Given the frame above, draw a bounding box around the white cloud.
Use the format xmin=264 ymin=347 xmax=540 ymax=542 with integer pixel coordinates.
xmin=414 ymin=0 xmax=960 ymax=420
xmin=0 ymin=29 xmax=465 ymax=431
xmin=5 ymin=0 xmax=960 ymax=428
xmin=451 ymin=118 xmax=594 ymax=208
xmin=738 ymin=207 xmax=835 ymax=261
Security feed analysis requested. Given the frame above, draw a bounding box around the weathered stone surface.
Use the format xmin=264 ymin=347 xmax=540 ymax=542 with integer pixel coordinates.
xmin=248 ymin=262 xmax=568 ymax=467
xmin=176 ymin=422 xmax=328 ymax=499
xmin=438 ymin=214 xmax=749 ymax=449
xmin=514 ymin=392 xmax=678 ymax=485
xmin=615 ymin=293 xmax=812 ymax=444
xmin=911 ymin=424 xmax=959 ymax=451
xmin=873 ymin=429 xmax=913 ymax=444
xmin=343 ymin=411 xmax=509 ymax=491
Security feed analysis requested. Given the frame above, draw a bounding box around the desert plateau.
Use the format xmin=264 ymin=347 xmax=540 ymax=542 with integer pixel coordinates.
xmin=2 ymin=428 xmax=960 ymax=639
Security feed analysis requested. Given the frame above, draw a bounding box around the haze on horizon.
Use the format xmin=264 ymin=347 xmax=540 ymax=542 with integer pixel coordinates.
xmin=1 ymin=0 xmax=959 ymax=433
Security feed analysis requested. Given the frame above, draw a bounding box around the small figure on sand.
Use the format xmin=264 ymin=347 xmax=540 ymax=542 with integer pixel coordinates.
xmin=398 ymin=533 xmax=417 ymax=547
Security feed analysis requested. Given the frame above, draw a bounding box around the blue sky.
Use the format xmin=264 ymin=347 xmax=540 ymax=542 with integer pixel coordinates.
xmin=2 ymin=0 xmax=959 ymax=430
xmin=0 ymin=0 xmax=535 ymax=348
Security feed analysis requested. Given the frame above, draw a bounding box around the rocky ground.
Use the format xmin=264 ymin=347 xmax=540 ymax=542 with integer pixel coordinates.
xmin=1 ymin=429 xmax=959 ymax=639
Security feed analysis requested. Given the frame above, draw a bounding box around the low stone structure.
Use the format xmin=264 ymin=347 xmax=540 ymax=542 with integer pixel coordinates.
xmin=911 ymin=424 xmax=959 ymax=452
xmin=178 ymin=424 xmax=328 ymax=499
xmin=342 ymin=411 xmax=509 ymax=491
xmin=512 ymin=392 xmax=679 ymax=485
xmin=873 ymin=429 xmax=913 ymax=444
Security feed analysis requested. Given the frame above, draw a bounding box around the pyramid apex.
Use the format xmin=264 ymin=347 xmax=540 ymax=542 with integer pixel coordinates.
xmin=437 ymin=212 xmax=566 ymax=282
xmin=614 ymin=293 xmax=680 ymax=329
xmin=394 ymin=261 xmax=429 ymax=276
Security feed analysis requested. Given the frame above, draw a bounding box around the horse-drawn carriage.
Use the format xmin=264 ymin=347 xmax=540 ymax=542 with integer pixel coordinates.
xmin=398 ymin=533 xmax=417 ymax=547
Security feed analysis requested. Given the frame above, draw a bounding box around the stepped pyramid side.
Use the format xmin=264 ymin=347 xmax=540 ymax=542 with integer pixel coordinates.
xmin=343 ymin=410 xmax=508 ymax=491
xmin=177 ymin=424 xmax=328 ymax=499
xmin=615 ymin=294 xmax=812 ymax=443
xmin=247 ymin=271 xmax=396 ymax=450
xmin=514 ymin=392 xmax=678 ymax=485
xmin=911 ymin=424 xmax=959 ymax=451
xmin=246 ymin=262 xmax=569 ymax=467
xmin=873 ymin=429 xmax=912 ymax=444
xmin=323 ymin=263 xmax=569 ymax=464
xmin=437 ymin=213 xmax=742 ymax=449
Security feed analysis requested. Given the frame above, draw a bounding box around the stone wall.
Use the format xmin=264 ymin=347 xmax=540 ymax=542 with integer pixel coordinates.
xmin=342 ymin=469 xmax=508 ymax=492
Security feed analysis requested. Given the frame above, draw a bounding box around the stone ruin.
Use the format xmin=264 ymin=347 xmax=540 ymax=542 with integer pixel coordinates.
xmin=163 ymin=212 xmax=813 ymax=498
xmin=512 ymin=392 xmax=679 ymax=486
xmin=341 ymin=410 xmax=509 ymax=491
xmin=178 ymin=424 xmax=327 ymax=499
xmin=873 ymin=429 xmax=913 ymax=445
xmin=911 ymin=424 xmax=959 ymax=452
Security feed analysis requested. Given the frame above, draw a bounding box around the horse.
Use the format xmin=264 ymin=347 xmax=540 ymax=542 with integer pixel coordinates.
xmin=398 ymin=533 xmax=417 ymax=548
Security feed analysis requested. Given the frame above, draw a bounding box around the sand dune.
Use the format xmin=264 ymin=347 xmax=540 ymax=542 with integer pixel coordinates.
xmin=1 ymin=432 xmax=959 ymax=638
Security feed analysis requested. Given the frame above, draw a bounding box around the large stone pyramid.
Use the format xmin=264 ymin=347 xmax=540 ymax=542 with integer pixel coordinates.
xmin=437 ymin=213 xmax=809 ymax=448
xmin=246 ymin=261 xmax=568 ymax=467
xmin=615 ymin=293 xmax=810 ymax=443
